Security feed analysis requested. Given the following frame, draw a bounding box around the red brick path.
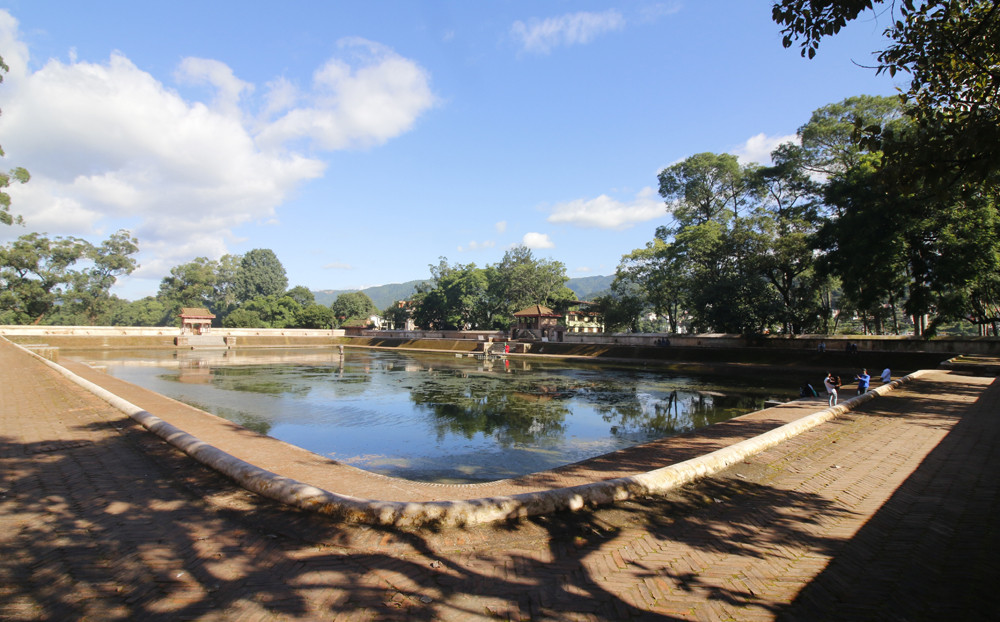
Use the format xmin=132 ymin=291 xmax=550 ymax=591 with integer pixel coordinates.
xmin=1 ymin=339 xmax=997 ymax=620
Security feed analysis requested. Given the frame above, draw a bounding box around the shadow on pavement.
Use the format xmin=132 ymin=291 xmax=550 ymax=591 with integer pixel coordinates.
xmin=1 ymin=402 xmax=876 ymax=621
xmin=776 ymin=376 xmax=999 ymax=621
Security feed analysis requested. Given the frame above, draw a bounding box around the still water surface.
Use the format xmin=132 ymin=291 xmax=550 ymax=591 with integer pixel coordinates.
xmin=71 ymin=348 xmax=796 ymax=482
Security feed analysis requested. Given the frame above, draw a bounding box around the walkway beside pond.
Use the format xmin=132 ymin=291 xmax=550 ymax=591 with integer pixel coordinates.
xmin=1 ymin=337 xmax=997 ymax=619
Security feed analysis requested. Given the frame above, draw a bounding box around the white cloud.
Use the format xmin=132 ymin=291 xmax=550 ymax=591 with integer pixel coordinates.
xmin=522 ymin=232 xmax=554 ymax=249
xmin=511 ymin=10 xmax=625 ymax=54
xmin=546 ymin=187 xmax=665 ymax=230
xmin=323 ymin=262 xmax=354 ymax=270
xmin=0 ymin=12 xmax=436 ymax=285
xmin=255 ymin=37 xmax=437 ymax=151
xmin=638 ymin=2 xmax=683 ymax=23
xmin=175 ymin=57 xmax=254 ymax=119
xmin=495 ymin=220 xmax=507 ymax=234
xmin=458 ymin=240 xmax=496 ymax=252
xmin=733 ymin=132 xmax=800 ymax=165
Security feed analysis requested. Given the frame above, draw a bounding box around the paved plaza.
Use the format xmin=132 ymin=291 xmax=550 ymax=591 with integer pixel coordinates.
xmin=1 ymin=338 xmax=997 ymax=620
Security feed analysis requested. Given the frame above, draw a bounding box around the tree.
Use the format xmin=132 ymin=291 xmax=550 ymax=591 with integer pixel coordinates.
xmin=0 ymin=233 xmax=90 ymax=324
xmin=797 ymin=95 xmax=904 ymax=180
xmin=297 ymin=303 xmax=334 ymax=329
xmin=238 ymin=295 xmax=302 ymax=328
xmin=211 ymin=253 xmax=241 ymax=317
xmin=412 ymin=260 xmax=489 ymax=330
xmin=0 ymin=55 xmax=29 ymax=227
xmin=67 ymin=229 xmax=139 ymax=323
xmin=111 ymin=296 xmax=168 ymax=327
xmin=615 ymin=233 xmax=687 ymax=334
xmin=222 ymin=308 xmax=265 ymax=328
xmin=382 ymin=301 xmax=412 ymax=330
xmin=773 ymin=0 xmax=1000 ymax=183
xmin=658 ymin=152 xmax=762 ymax=226
xmin=484 ymin=246 xmax=575 ymax=327
xmin=156 ymin=257 xmax=220 ymax=321
xmin=755 ymin=144 xmax=828 ymax=333
xmin=593 ymin=280 xmax=647 ymax=333
xmin=285 ymin=285 xmax=315 ymax=307
xmin=820 ymin=147 xmax=1000 ymax=335
xmin=233 ymin=248 xmax=288 ymax=303
xmin=330 ymin=291 xmax=379 ymax=326
xmin=653 ymin=152 xmax=779 ymax=334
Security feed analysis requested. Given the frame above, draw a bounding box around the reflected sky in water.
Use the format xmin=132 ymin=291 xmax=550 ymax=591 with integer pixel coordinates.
xmin=73 ymin=348 xmax=797 ymax=482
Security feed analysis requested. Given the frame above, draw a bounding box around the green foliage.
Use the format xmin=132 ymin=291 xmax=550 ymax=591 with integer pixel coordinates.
xmin=0 ymin=55 xmax=29 ymax=227
xmin=330 ymin=291 xmax=379 ymax=326
xmin=233 ymin=248 xmax=288 ymax=303
xmin=222 ymin=308 xmax=265 ymax=328
xmin=410 ymin=248 xmax=574 ymax=331
xmin=381 ymin=301 xmax=412 ymax=330
xmin=156 ymin=257 xmax=220 ymax=321
xmin=412 ymin=260 xmax=488 ymax=330
xmin=285 ymin=285 xmax=315 ymax=307
xmin=0 ymin=231 xmax=138 ymax=325
xmin=643 ymin=153 xmax=789 ymax=333
xmin=68 ymin=229 xmax=140 ymax=323
xmin=658 ymin=152 xmax=762 ymax=226
xmin=211 ymin=254 xmax=241 ymax=317
xmin=111 ymin=296 xmax=168 ymax=327
xmin=297 ymin=303 xmax=334 ymax=329
xmin=774 ymin=0 xmax=1000 ymax=183
xmin=797 ymin=95 xmax=904 ymax=178
xmin=484 ymin=246 xmax=575 ymax=327
xmin=239 ymin=295 xmax=302 ymax=329
xmin=593 ymin=281 xmax=646 ymax=333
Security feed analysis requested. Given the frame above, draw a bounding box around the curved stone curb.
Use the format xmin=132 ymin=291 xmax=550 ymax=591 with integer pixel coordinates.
xmin=6 ymin=337 xmax=927 ymax=529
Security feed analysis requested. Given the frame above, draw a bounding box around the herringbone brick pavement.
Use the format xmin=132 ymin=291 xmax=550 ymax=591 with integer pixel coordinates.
xmin=1 ymin=339 xmax=997 ymax=620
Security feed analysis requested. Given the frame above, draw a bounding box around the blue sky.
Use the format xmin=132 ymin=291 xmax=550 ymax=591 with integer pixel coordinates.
xmin=0 ymin=1 xmax=903 ymax=300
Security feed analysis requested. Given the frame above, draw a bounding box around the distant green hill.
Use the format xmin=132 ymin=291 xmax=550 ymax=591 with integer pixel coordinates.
xmin=313 ymin=279 xmax=427 ymax=310
xmin=313 ymin=275 xmax=612 ymax=311
xmin=566 ymin=274 xmax=614 ymax=300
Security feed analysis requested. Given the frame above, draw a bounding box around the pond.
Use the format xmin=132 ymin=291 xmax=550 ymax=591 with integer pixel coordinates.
xmin=69 ymin=348 xmax=797 ymax=483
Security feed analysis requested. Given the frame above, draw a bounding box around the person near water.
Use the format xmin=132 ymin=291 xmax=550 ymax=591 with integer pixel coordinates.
xmin=824 ymin=372 xmax=838 ymax=406
xmin=800 ymin=380 xmax=818 ymax=397
xmin=855 ymin=368 xmax=871 ymax=395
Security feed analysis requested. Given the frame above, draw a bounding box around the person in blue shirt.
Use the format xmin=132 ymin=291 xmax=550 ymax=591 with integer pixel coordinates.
xmin=855 ymin=369 xmax=871 ymax=395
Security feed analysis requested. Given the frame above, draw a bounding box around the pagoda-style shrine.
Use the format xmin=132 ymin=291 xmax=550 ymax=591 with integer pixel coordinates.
xmin=512 ymin=304 xmax=563 ymax=341
xmin=178 ymin=307 xmax=216 ymax=335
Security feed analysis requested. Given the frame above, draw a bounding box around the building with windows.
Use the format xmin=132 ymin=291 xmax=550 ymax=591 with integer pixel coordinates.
xmin=564 ymin=301 xmax=604 ymax=334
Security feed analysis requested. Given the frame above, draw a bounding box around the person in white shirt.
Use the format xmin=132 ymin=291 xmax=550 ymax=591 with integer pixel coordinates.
xmin=881 ymin=368 xmax=891 ymax=384
xmin=824 ymin=373 xmax=838 ymax=406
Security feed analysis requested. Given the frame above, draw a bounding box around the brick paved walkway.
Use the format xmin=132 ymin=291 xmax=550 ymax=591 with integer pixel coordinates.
xmin=1 ymin=339 xmax=997 ymax=620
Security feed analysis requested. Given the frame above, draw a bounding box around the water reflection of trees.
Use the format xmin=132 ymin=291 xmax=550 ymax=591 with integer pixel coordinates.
xmin=206 ymin=366 xmax=315 ymax=397
xmin=406 ymin=366 xmax=771 ymax=448
xmin=409 ymin=371 xmax=575 ymax=447
xmin=596 ymin=389 xmax=766 ymax=440
xmin=180 ymin=399 xmax=274 ymax=436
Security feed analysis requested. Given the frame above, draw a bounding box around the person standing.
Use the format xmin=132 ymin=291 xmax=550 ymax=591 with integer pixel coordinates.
xmin=824 ymin=373 xmax=838 ymax=406
xmin=855 ymin=369 xmax=871 ymax=395
xmin=881 ymin=367 xmax=891 ymax=384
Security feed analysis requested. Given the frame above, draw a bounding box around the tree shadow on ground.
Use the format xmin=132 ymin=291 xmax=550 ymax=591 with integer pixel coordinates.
xmin=1 ymin=401 xmax=869 ymax=621
xmin=775 ymin=376 xmax=999 ymax=621
xmin=4 ymin=358 xmax=993 ymax=620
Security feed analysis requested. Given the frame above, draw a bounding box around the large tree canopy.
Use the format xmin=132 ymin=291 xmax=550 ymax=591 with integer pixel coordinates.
xmin=330 ymin=291 xmax=379 ymax=326
xmin=233 ymin=248 xmax=288 ymax=303
xmin=0 ymin=230 xmax=139 ymax=325
xmin=773 ymin=0 xmax=1000 ymax=182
